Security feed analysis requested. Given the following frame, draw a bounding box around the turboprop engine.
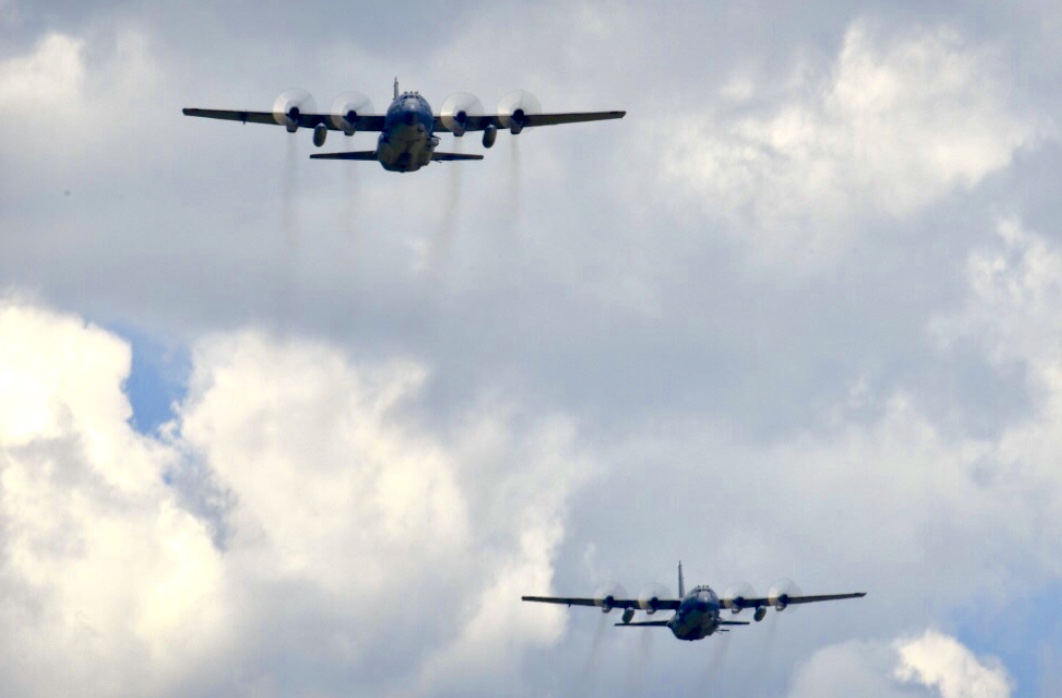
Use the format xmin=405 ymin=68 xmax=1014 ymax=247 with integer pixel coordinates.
xmin=768 ymin=579 xmax=802 ymax=612
xmin=330 ymin=91 xmax=374 ymax=137
xmin=593 ymin=582 xmax=627 ymax=614
xmin=498 ymin=89 xmax=541 ymax=135
xmin=637 ymin=583 xmax=671 ymax=615
xmin=440 ymin=92 xmax=484 ymax=137
xmin=721 ymin=582 xmax=756 ymax=615
xmin=273 ymin=89 xmax=316 ymax=134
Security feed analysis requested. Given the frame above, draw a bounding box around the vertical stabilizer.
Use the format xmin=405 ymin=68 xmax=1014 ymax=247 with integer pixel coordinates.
xmin=394 ymin=77 xmax=399 ymax=100
xmin=678 ymin=561 xmax=685 ymax=597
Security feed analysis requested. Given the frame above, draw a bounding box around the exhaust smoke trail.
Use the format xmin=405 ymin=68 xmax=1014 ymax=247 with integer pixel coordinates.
xmin=577 ymin=614 xmax=611 ymax=696
xmin=276 ymin=135 xmax=301 ymax=335
xmin=697 ymin=632 xmax=731 ymax=695
xmin=746 ymin=614 xmax=780 ymax=697
xmin=341 ymin=149 xmax=363 ymax=268
xmin=626 ymin=627 xmax=654 ymax=697
xmin=507 ymin=135 xmax=524 ymax=247
xmin=282 ymin=135 xmax=301 ymax=250
xmin=426 ymin=137 xmax=463 ymax=275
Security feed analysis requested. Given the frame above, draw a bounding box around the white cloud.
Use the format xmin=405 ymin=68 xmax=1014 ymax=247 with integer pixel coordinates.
xmin=894 ymin=630 xmax=1013 ymax=698
xmin=662 ymin=23 xmax=1046 ymax=264
xmin=0 ymin=28 xmax=157 ymax=175
xmin=0 ymin=33 xmax=84 ymax=104
xmin=0 ymin=299 xmax=592 ymax=696
xmin=0 ymin=299 xmax=229 ymax=696
xmin=787 ymin=630 xmax=1012 ymax=697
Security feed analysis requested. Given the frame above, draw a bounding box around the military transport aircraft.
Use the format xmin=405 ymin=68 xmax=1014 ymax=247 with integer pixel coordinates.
xmin=183 ymin=79 xmax=625 ymax=173
xmin=522 ymin=563 xmax=866 ymax=642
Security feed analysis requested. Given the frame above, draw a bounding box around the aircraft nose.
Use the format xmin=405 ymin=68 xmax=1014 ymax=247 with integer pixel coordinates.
xmin=403 ymin=101 xmax=419 ymax=125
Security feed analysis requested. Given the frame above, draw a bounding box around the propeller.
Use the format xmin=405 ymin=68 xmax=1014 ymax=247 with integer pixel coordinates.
xmin=497 ymin=89 xmax=541 ymax=134
xmin=767 ymin=578 xmax=803 ymax=612
xmin=273 ymin=88 xmax=317 ymax=133
xmin=720 ymin=582 xmax=757 ymax=615
xmin=440 ymin=92 xmax=484 ymax=137
xmin=330 ymin=91 xmax=374 ymax=136
xmin=593 ymin=582 xmax=628 ymax=614
xmin=637 ymin=583 xmax=672 ymax=615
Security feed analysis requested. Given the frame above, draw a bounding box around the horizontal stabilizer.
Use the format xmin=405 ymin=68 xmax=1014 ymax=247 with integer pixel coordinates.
xmin=431 ymin=152 xmax=485 ymax=161
xmin=615 ymin=620 xmax=670 ymax=627
xmin=309 ymin=151 xmax=378 ymax=161
xmin=718 ymin=620 xmax=750 ymax=626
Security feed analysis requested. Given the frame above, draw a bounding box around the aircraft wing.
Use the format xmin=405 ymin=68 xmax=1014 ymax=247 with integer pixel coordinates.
xmin=182 ymin=108 xmax=386 ymax=132
xmin=432 ymin=111 xmax=625 ymax=133
xmin=521 ymin=595 xmax=681 ymax=611
xmin=726 ymin=592 xmax=866 ymax=611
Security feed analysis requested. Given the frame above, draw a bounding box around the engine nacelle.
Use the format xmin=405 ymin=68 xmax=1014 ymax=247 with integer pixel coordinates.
xmin=594 ymin=582 xmax=627 ymax=614
xmin=313 ymin=123 xmax=328 ymax=147
xmin=621 ymin=607 xmax=636 ymax=624
xmin=768 ymin=579 xmax=799 ymax=613
xmin=754 ymin=607 xmax=767 ymax=622
xmin=330 ymin=91 xmax=375 ymax=136
xmin=273 ymin=89 xmax=316 ymax=134
xmin=509 ymin=109 xmax=526 ymax=135
xmin=450 ymin=112 xmax=469 ymax=137
xmin=440 ymin=92 xmax=484 ymax=138
xmin=482 ymin=124 xmax=498 ymax=148
xmin=637 ymin=583 xmax=671 ymax=616
xmin=498 ymin=90 xmax=541 ymax=135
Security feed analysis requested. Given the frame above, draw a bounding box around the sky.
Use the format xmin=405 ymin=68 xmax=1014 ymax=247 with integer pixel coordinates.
xmin=2 ymin=0 xmax=1062 ymax=695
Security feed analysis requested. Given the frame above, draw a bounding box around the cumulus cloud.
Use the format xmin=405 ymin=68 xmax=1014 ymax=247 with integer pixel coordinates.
xmin=662 ymin=23 xmax=1046 ymax=263
xmin=894 ymin=630 xmax=1013 ymax=698
xmin=0 ymin=300 xmax=593 ymax=696
xmin=787 ymin=630 xmax=1012 ymax=697
xmin=0 ymin=27 xmax=157 ymax=181
xmin=0 ymin=300 xmax=229 ymax=696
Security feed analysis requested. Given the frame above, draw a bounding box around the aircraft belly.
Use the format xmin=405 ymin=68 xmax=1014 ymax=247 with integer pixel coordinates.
xmin=378 ymin=123 xmax=432 ymax=172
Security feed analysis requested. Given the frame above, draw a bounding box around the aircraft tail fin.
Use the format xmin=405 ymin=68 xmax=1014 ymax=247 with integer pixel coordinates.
xmin=394 ymin=77 xmax=399 ymax=99
xmin=309 ymin=151 xmax=378 ymax=161
xmin=678 ymin=561 xmax=685 ymax=597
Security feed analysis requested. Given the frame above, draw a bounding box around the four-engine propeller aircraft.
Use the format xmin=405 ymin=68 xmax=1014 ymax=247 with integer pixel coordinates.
xmin=183 ymin=79 xmax=625 ymax=173
xmin=522 ymin=562 xmax=866 ymax=642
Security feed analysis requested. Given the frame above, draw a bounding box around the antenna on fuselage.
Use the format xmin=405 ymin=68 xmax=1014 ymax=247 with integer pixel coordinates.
xmin=394 ymin=77 xmax=399 ymax=100
xmin=678 ymin=561 xmax=685 ymax=597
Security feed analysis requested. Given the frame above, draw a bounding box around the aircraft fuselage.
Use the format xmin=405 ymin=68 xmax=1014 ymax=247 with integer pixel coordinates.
xmin=667 ymin=586 xmax=723 ymax=641
xmin=376 ymin=92 xmax=439 ymax=173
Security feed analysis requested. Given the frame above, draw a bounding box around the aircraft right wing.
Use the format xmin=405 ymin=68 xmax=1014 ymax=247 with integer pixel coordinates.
xmin=182 ymin=108 xmax=386 ymax=132
xmin=521 ymin=595 xmax=681 ymax=611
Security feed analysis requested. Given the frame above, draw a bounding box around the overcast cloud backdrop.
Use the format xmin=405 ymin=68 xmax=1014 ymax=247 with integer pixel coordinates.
xmin=2 ymin=1 xmax=1062 ymax=696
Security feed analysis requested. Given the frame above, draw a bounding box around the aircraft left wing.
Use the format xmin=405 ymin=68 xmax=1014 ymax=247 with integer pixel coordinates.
xmin=725 ymin=592 xmax=866 ymax=611
xmin=182 ymin=108 xmax=386 ymax=132
xmin=432 ymin=111 xmax=625 ymax=133
xmin=521 ymin=595 xmax=681 ymax=611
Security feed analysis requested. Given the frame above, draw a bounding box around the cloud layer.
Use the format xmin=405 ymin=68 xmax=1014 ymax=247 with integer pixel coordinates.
xmin=3 ymin=0 xmax=1062 ymax=695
